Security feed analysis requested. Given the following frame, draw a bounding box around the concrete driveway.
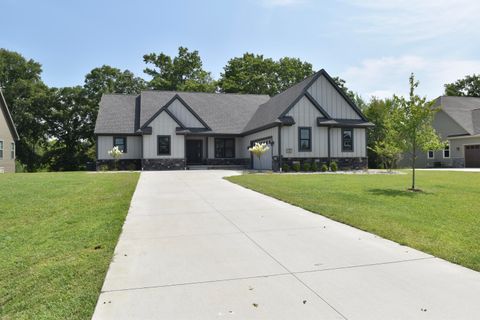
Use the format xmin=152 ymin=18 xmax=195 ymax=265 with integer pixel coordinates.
xmin=93 ymin=170 xmax=480 ymax=320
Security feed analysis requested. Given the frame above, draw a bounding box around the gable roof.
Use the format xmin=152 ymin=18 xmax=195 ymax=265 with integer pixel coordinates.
xmin=435 ymin=96 xmax=480 ymax=136
xmin=242 ymin=69 xmax=367 ymax=133
xmin=0 ymin=88 xmax=20 ymax=140
xmin=94 ymin=94 xmax=140 ymax=134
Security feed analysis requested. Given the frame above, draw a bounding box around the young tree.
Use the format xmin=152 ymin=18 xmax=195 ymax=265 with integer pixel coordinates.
xmin=393 ymin=74 xmax=443 ymax=190
xmin=143 ymin=47 xmax=216 ymax=92
xmin=444 ymin=74 xmax=480 ymax=97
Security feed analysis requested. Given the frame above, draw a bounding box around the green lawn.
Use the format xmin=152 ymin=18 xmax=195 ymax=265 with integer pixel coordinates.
xmin=0 ymin=172 xmax=139 ymax=320
xmin=226 ymin=171 xmax=480 ymax=271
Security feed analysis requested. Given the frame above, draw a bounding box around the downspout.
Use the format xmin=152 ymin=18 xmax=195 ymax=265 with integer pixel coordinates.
xmin=327 ymin=126 xmax=331 ymax=166
xmin=278 ymin=124 xmax=282 ymax=172
xmin=95 ymin=136 xmax=99 ymax=171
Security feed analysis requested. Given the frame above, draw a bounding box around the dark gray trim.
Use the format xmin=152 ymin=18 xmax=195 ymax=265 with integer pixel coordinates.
xmin=164 ymin=108 xmax=186 ymax=129
xmin=96 ymin=133 xmax=141 ymax=136
xmin=317 ymin=118 xmax=374 ymax=128
xmin=95 ymin=136 xmax=99 ymax=161
xmin=278 ymin=124 xmax=283 ymax=170
xmin=304 ymin=92 xmax=331 ymax=119
xmin=0 ymin=89 xmax=20 ymax=141
xmin=214 ymin=137 xmax=235 ymax=158
xmin=278 ymin=116 xmax=295 ymax=126
xmin=319 ymin=69 xmax=368 ymax=121
xmin=327 ymin=126 xmax=331 ymax=165
xmin=205 ymin=137 xmax=209 ymax=160
xmin=249 ymin=135 xmax=274 ymax=145
xmin=141 ymin=95 xmax=187 ymax=129
xmin=157 ymin=135 xmax=171 ymax=156
xmin=241 ymin=122 xmax=279 ymax=136
xmin=113 ymin=136 xmax=127 ymax=153
xmin=278 ymin=72 xmax=324 ymax=118
xmin=298 ymin=127 xmax=312 ymax=152
xmin=174 ymin=94 xmax=212 ymax=130
xmin=341 ymin=128 xmax=354 ymax=152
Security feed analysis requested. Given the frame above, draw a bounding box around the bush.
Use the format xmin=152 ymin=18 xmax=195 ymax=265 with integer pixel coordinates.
xmin=281 ymin=163 xmax=290 ymax=172
xmin=127 ymin=163 xmax=137 ymax=171
xmin=330 ymin=161 xmax=338 ymax=172
xmin=99 ymin=164 xmax=109 ymax=171
xmin=292 ymin=163 xmax=301 ymax=172
xmin=311 ymin=161 xmax=318 ymax=172
xmin=321 ymin=164 xmax=328 ymax=172
xmin=302 ymin=162 xmax=311 ymax=172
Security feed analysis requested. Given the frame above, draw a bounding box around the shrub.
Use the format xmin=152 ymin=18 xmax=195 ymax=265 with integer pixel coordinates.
xmin=281 ymin=163 xmax=290 ymax=172
xmin=99 ymin=164 xmax=109 ymax=171
xmin=292 ymin=163 xmax=301 ymax=172
xmin=127 ymin=163 xmax=137 ymax=171
xmin=302 ymin=162 xmax=311 ymax=172
xmin=330 ymin=161 xmax=338 ymax=172
xmin=311 ymin=161 xmax=318 ymax=172
xmin=321 ymin=164 xmax=328 ymax=172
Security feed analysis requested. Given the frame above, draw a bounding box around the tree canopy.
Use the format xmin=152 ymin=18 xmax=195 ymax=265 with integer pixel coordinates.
xmin=218 ymin=53 xmax=314 ymax=96
xmin=444 ymin=74 xmax=480 ymax=97
xmin=143 ymin=47 xmax=216 ymax=92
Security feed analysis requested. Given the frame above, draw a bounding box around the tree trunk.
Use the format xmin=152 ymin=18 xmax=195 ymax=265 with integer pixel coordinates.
xmin=411 ymin=139 xmax=416 ymax=190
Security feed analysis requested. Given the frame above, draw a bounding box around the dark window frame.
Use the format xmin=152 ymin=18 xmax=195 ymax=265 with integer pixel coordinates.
xmin=427 ymin=150 xmax=434 ymax=159
xmin=298 ymin=127 xmax=312 ymax=152
xmin=113 ymin=136 xmax=127 ymax=153
xmin=214 ymin=138 xmax=235 ymax=158
xmin=11 ymin=142 xmax=15 ymax=160
xmin=0 ymin=140 xmax=3 ymax=159
xmin=443 ymin=142 xmax=450 ymax=159
xmin=157 ymin=135 xmax=171 ymax=156
xmin=342 ymin=128 xmax=354 ymax=152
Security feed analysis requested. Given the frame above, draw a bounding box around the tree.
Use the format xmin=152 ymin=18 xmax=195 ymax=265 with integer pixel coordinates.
xmin=393 ymin=74 xmax=443 ymax=190
xmin=332 ymin=76 xmax=366 ymax=109
xmin=143 ymin=47 xmax=216 ymax=92
xmin=218 ymin=53 xmax=313 ymax=96
xmin=44 ymin=86 xmax=93 ymax=171
xmin=444 ymin=74 xmax=480 ymax=97
xmin=0 ymin=49 xmax=51 ymax=171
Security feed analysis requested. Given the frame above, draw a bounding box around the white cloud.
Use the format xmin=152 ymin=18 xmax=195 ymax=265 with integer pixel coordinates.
xmin=341 ymin=55 xmax=480 ymax=99
xmin=342 ymin=0 xmax=480 ymax=42
xmin=259 ymin=0 xmax=307 ymax=7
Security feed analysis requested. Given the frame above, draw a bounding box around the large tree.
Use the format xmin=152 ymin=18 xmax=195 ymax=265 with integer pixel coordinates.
xmin=0 ymin=49 xmax=51 ymax=171
xmin=393 ymin=74 xmax=443 ymax=190
xmin=218 ymin=53 xmax=313 ymax=96
xmin=444 ymin=74 xmax=480 ymax=97
xmin=44 ymin=86 xmax=92 ymax=171
xmin=143 ymin=47 xmax=216 ymax=92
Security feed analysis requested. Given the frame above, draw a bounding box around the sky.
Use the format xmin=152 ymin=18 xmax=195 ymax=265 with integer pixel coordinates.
xmin=1 ymin=0 xmax=479 ymax=100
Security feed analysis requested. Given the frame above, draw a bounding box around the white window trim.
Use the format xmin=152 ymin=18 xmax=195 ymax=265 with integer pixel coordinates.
xmin=0 ymin=140 xmax=3 ymax=160
xmin=427 ymin=150 xmax=434 ymax=159
xmin=443 ymin=142 xmax=450 ymax=159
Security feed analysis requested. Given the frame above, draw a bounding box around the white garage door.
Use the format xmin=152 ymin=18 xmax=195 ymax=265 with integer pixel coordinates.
xmin=252 ymin=139 xmax=273 ymax=170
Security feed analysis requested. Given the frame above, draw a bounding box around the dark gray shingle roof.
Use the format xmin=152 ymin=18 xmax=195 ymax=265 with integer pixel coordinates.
xmin=94 ymin=94 xmax=139 ymax=134
xmin=437 ymin=96 xmax=480 ymax=135
xmin=0 ymin=88 xmax=19 ymax=140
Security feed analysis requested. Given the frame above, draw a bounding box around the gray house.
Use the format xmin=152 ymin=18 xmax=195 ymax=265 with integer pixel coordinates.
xmin=0 ymin=89 xmax=19 ymax=173
xmin=94 ymin=69 xmax=373 ymax=171
xmin=398 ymin=96 xmax=480 ymax=168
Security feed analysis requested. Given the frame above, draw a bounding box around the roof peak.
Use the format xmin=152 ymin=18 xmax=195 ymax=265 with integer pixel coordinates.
xmin=140 ymin=90 xmax=269 ymax=97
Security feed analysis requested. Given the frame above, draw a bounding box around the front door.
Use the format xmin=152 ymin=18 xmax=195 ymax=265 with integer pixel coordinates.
xmin=186 ymin=140 xmax=203 ymax=164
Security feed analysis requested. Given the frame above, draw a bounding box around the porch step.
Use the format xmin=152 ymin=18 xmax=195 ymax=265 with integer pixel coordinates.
xmin=187 ymin=165 xmax=247 ymax=170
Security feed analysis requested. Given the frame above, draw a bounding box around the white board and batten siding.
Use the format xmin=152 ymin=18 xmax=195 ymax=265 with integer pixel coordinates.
xmin=168 ymin=99 xmax=205 ymax=128
xmin=143 ymin=111 xmax=185 ymax=158
xmin=97 ymin=136 xmax=142 ymax=160
xmin=330 ymin=127 xmax=366 ymax=158
xmin=307 ymin=75 xmax=361 ymax=120
xmin=282 ymin=96 xmax=328 ymax=157
xmin=240 ymin=127 xmax=278 ymax=158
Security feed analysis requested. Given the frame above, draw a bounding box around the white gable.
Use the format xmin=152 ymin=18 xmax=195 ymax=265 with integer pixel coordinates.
xmin=287 ymin=95 xmax=324 ymax=124
xmin=167 ymin=98 xmax=205 ymax=128
xmin=307 ymin=75 xmax=361 ymax=120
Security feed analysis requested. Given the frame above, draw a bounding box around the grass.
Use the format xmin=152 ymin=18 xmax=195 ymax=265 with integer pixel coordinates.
xmin=0 ymin=172 xmax=139 ymax=320
xmin=226 ymin=171 xmax=480 ymax=271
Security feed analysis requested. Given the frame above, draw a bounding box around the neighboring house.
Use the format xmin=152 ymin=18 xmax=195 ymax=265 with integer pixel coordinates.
xmin=94 ymin=69 xmax=373 ymax=171
xmin=0 ymin=89 xmax=19 ymax=173
xmin=398 ymin=96 xmax=480 ymax=168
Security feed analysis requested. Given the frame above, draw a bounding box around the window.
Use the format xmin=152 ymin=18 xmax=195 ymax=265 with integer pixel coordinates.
xmin=215 ymin=138 xmax=235 ymax=158
xmin=157 ymin=135 xmax=171 ymax=155
xmin=113 ymin=136 xmax=127 ymax=153
xmin=0 ymin=141 xmax=3 ymax=159
xmin=427 ymin=150 xmax=434 ymax=159
xmin=443 ymin=142 xmax=450 ymax=158
xmin=298 ymin=127 xmax=312 ymax=151
xmin=11 ymin=142 xmax=15 ymax=160
xmin=342 ymin=128 xmax=354 ymax=152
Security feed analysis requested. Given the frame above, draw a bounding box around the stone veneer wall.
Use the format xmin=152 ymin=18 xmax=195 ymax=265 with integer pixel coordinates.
xmin=142 ymin=159 xmax=186 ymax=170
xmin=278 ymin=157 xmax=368 ymax=171
xmin=206 ymin=158 xmax=250 ymax=166
xmin=96 ymin=159 xmax=141 ymax=171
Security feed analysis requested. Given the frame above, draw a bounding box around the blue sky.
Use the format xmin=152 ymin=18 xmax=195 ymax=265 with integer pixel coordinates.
xmin=1 ymin=0 xmax=479 ymax=100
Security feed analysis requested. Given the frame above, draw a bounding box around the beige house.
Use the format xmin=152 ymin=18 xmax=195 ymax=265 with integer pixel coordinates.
xmin=0 ymin=89 xmax=19 ymax=173
xmin=398 ymin=96 xmax=480 ymax=168
xmin=94 ymin=69 xmax=373 ymax=171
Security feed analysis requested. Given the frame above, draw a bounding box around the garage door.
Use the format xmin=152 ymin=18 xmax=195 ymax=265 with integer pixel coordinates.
xmin=252 ymin=139 xmax=273 ymax=170
xmin=465 ymin=145 xmax=480 ymax=168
